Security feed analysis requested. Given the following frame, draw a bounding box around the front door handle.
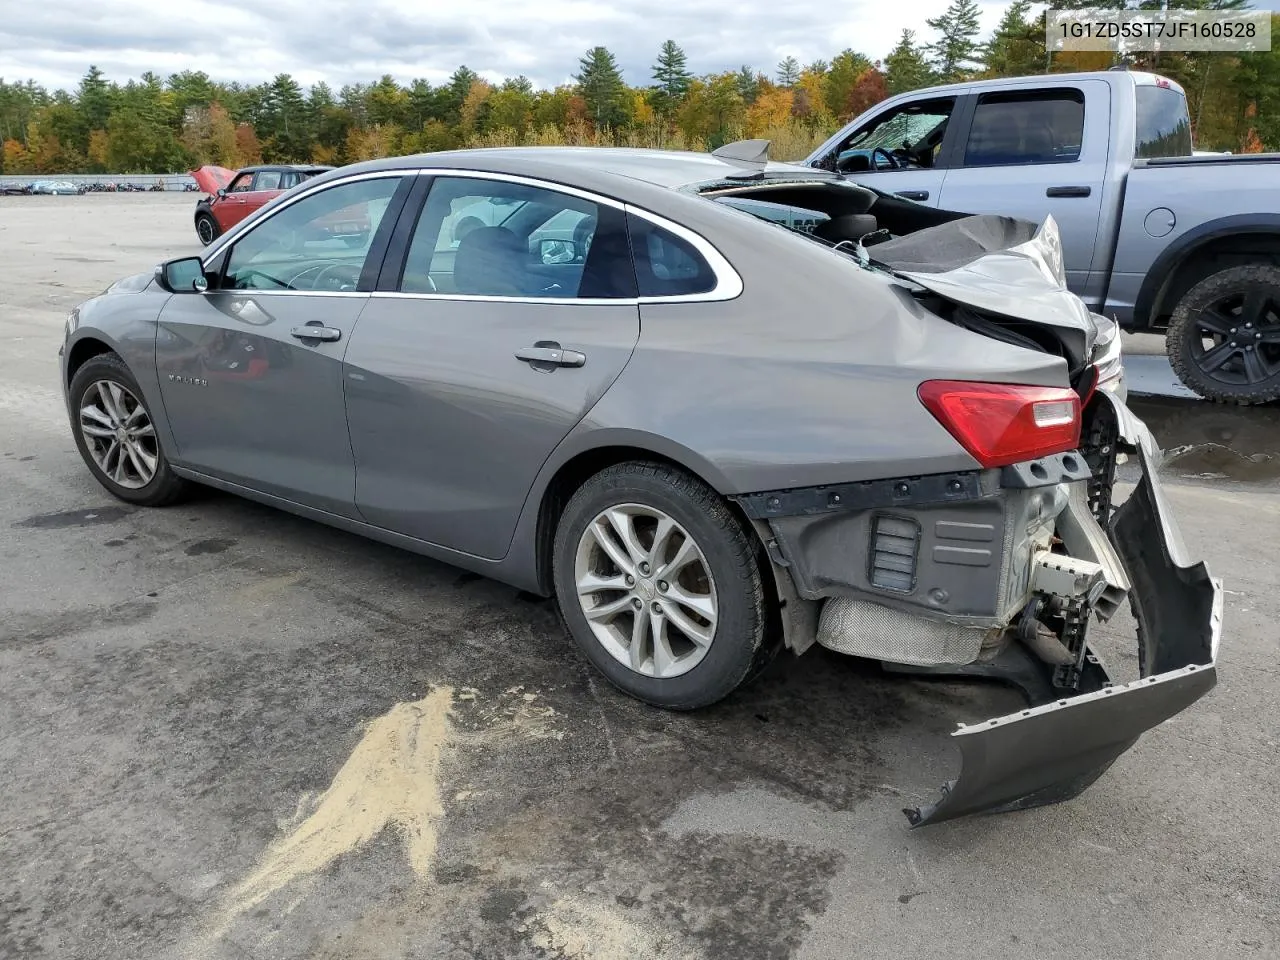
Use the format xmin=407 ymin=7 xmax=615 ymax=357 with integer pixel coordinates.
xmin=516 ymin=342 xmax=586 ymax=368
xmin=291 ymin=325 xmax=342 ymax=342
xmin=895 ymin=189 xmax=930 ymax=201
xmin=1046 ymin=185 xmax=1091 ymax=198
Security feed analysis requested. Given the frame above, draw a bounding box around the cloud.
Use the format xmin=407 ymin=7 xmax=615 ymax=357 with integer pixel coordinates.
xmin=0 ymin=0 xmax=1014 ymax=92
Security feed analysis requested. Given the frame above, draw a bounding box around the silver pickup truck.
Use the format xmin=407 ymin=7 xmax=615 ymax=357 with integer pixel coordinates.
xmin=807 ymin=69 xmax=1280 ymax=405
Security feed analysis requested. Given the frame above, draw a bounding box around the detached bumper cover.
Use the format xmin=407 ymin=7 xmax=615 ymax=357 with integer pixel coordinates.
xmin=907 ymin=394 xmax=1222 ymax=826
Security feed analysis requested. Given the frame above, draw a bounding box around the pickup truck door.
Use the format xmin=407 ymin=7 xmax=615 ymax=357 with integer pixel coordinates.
xmin=936 ymin=79 xmax=1110 ymax=304
xmin=808 ymin=93 xmax=970 ymax=207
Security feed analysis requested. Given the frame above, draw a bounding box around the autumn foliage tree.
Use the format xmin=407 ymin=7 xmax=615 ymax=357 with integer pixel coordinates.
xmin=5 ymin=8 xmax=1280 ymax=177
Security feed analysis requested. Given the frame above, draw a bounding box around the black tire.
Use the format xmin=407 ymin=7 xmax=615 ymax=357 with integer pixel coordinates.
xmin=195 ymin=212 xmax=220 ymax=246
xmin=1166 ymin=263 xmax=1280 ymax=405
xmin=68 ymin=353 xmax=190 ymax=507
xmin=552 ymin=461 xmax=773 ymax=711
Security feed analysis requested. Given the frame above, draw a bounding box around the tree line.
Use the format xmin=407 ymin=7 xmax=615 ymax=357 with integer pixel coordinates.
xmin=2 ymin=0 xmax=1278 ymax=176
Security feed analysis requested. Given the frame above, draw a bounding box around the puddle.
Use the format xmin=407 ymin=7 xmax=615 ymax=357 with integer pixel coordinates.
xmin=13 ymin=505 xmax=134 ymax=528
xmin=1125 ymin=395 xmax=1280 ymax=483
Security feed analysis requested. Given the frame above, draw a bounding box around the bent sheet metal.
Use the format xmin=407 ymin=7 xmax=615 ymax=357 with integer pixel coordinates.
xmin=907 ymin=392 xmax=1223 ymax=826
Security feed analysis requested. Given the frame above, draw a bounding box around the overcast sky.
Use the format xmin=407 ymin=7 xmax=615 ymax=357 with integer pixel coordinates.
xmin=3 ymin=1 xmax=1279 ymax=94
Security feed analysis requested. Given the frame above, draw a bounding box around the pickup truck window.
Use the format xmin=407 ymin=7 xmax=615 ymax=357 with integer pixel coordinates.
xmin=1135 ymin=85 xmax=1193 ymax=159
xmin=962 ymin=90 xmax=1085 ymax=167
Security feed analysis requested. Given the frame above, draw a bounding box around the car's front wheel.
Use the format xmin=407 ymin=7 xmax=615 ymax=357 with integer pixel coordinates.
xmin=1166 ymin=263 xmax=1280 ymax=404
xmin=69 ymin=353 xmax=189 ymax=507
xmin=552 ymin=461 xmax=774 ymax=710
xmin=195 ymin=212 xmax=220 ymax=246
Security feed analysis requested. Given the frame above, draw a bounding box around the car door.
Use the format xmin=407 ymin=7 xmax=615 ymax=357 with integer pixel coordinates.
xmin=343 ymin=172 xmax=641 ymax=559
xmin=936 ymin=81 xmax=1109 ymax=300
xmin=809 ymin=95 xmax=966 ymax=206
xmin=155 ymin=172 xmax=412 ymax=517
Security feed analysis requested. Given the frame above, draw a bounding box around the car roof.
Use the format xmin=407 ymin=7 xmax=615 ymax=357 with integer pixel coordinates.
xmin=333 ymin=146 xmax=834 ymax=196
xmin=240 ymin=164 xmax=334 ymax=174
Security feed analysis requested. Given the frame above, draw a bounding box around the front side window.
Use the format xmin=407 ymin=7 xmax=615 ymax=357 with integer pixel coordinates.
xmin=222 ymin=176 xmax=402 ymax=291
xmin=963 ymin=90 xmax=1085 ymax=167
xmin=835 ymin=98 xmax=955 ymax=172
xmin=228 ymin=174 xmax=254 ymax=193
xmin=1135 ymin=85 xmax=1192 ymax=159
xmin=626 ymin=213 xmax=717 ymax=298
xmin=399 ymin=176 xmax=635 ymax=299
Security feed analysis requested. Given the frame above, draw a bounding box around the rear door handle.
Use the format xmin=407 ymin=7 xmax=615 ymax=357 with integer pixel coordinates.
xmin=291 ymin=325 xmax=342 ymax=342
xmin=895 ymin=190 xmax=929 ymax=201
xmin=516 ymin=342 xmax=586 ymax=368
xmin=1046 ymin=185 xmax=1091 ymax=198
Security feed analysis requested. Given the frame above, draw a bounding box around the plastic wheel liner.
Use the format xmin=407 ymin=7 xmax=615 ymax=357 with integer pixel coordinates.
xmin=905 ymin=389 xmax=1223 ymax=827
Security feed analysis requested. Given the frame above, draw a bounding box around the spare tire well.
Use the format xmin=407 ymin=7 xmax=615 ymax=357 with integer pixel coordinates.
xmin=1145 ymin=234 xmax=1280 ymax=330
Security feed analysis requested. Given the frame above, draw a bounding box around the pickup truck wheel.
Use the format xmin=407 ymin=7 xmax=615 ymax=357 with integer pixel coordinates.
xmin=1167 ymin=264 xmax=1280 ymax=404
xmin=552 ymin=461 xmax=773 ymax=711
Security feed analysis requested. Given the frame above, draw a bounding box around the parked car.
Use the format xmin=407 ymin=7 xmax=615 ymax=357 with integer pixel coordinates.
xmin=30 ymin=179 xmax=82 ymax=195
xmin=190 ymin=164 xmax=336 ymax=245
xmin=808 ymin=69 xmax=1280 ymax=404
xmin=0 ymin=182 xmax=33 ymax=195
xmin=60 ymin=145 xmax=1219 ymax=826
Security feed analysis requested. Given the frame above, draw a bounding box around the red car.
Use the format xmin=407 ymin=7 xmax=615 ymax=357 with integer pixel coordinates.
xmin=191 ymin=164 xmax=333 ymax=245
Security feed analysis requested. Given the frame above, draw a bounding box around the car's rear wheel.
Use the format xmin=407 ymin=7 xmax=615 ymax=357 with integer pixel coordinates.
xmin=552 ymin=461 xmax=773 ymax=710
xmin=195 ymin=212 xmax=220 ymax=246
xmin=69 ymin=353 xmax=189 ymax=507
xmin=1166 ymin=263 xmax=1280 ymax=404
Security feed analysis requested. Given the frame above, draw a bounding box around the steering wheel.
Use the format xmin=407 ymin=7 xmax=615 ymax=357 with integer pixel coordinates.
xmin=287 ymin=261 xmax=362 ymax=291
xmin=871 ymin=147 xmax=901 ymax=170
xmin=236 ymin=269 xmax=291 ymax=290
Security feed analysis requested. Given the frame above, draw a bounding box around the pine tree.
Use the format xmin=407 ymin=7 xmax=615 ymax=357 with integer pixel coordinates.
xmin=983 ymin=0 xmax=1045 ymax=78
xmin=575 ymin=46 xmax=627 ymax=128
xmin=651 ymin=41 xmax=693 ymax=117
xmin=926 ymin=0 xmax=983 ymax=83
xmin=776 ymin=56 xmax=801 ymax=88
xmin=884 ymin=30 xmax=935 ymax=94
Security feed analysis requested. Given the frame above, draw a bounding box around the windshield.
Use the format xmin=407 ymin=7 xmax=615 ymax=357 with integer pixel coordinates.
xmin=1135 ymin=85 xmax=1192 ymax=159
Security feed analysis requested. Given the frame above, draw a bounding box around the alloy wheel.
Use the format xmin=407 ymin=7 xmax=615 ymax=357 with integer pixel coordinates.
xmin=79 ymin=380 xmax=159 ymax=489
xmin=573 ymin=503 xmax=718 ymax=679
xmin=1190 ymin=288 xmax=1280 ymax=387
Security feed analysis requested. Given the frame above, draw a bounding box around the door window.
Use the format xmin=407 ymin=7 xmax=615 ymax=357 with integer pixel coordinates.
xmin=962 ymin=90 xmax=1085 ymax=167
xmin=253 ymin=170 xmax=283 ymax=191
xmin=399 ymin=176 xmax=636 ymax=299
xmin=222 ymin=176 xmax=402 ymax=291
xmin=227 ymin=174 xmax=254 ymax=193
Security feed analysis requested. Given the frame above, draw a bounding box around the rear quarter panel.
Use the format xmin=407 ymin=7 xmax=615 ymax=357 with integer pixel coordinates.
xmin=1107 ymin=157 xmax=1280 ymax=324
xmin=563 ymin=202 xmax=1071 ymax=495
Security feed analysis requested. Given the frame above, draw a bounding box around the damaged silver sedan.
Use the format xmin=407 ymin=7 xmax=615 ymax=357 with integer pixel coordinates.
xmin=59 ymin=141 xmax=1220 ymax=826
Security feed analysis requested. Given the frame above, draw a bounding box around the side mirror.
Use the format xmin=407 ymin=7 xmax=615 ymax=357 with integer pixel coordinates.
xmin=216 ymin=188 xmax=227 ymax=199
xmin=157 ymin=257 xmax=209 ymax=293
xmin=539 ymin=238 xmax=577 ymax=265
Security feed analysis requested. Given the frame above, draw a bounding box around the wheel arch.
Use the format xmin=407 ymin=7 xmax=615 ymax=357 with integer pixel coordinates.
xmin=1136 ymin=215 xmax=1280 ymax=330
xmin=64 ymin=335 xmax=117 ymax=386
xmin=527 ymin=432 xmax=744 ymax=597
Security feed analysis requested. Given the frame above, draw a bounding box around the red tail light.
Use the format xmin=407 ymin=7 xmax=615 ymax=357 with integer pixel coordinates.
xmin=918 ymin=380 xmax=1081 ymax=468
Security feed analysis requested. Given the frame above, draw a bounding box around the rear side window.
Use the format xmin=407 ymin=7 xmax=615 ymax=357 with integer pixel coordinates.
xmin=1135 ymin=85 xmax=1192 ymax=159
xmin=254 ymin=170 xmax=283 ymax=191
xmin=962 ymin=90 xmax=1085 ymax=166
xmin=627 ymin=213 xmax=717 ymax=298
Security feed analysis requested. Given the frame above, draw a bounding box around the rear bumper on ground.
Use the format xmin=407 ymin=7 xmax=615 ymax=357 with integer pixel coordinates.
xmin=741 ymin=391 xmax=1221 ymax=825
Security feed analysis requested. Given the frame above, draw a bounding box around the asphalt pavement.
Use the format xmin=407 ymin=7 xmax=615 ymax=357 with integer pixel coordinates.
xmin=2 ymin=193 xmax=1278 ymax=960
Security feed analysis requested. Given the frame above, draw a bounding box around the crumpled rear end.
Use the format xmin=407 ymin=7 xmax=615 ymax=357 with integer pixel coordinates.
xmin=906 ymin=390 xmax=1221 ymax=825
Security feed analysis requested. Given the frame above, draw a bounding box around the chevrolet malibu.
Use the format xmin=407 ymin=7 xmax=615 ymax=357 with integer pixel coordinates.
xmin=60 ymin=144 xmax=1221 ymax=825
